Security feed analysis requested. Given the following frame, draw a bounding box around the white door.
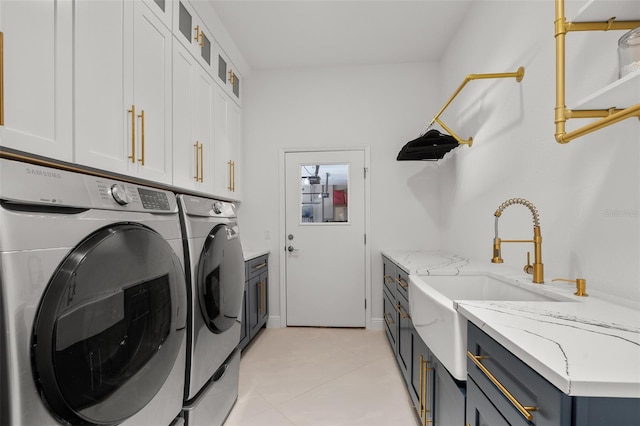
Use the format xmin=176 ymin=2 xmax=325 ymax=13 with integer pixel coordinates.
xmin=285 ymin=150 xmax=366 ymax=327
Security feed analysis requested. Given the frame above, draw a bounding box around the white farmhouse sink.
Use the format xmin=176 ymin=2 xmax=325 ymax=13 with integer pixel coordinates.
xmin=408 ymin=273 xmax=573 ymax=381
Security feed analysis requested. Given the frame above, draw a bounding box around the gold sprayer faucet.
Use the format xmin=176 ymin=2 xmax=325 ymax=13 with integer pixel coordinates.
xmin=492 ymin=198 xmax=544 ymax=283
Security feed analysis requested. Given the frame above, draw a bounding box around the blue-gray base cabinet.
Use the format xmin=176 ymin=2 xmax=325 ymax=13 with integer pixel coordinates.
xmin=238 ymin=254 xmax=269 ymax=351
xmin=466 ymin=322 xmax=639 ymax=426
xmin=382 ymin=255 xmax=466 ymax=426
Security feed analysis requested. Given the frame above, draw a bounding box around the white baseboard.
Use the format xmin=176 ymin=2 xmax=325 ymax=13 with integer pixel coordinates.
xmin=267 ymin=315 xmax=281 ymax=328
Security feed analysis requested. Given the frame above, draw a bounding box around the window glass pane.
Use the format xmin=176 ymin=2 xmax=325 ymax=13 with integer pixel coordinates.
xmin=178 ymin=2 xmax=192 ymax=42
xmin=218 ymin=56 xmax=227 ymax=83
xmin=300 ymin=164 xmax=349 ymax=223
xmin=201 ymin=34 xmax=211 ymax=65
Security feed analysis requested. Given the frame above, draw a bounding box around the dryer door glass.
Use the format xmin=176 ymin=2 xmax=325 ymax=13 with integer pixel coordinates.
xmin=31 ymin=223 xmax=186 ymax=426
xmin=197 ymin=222 xmax=244 ymax=333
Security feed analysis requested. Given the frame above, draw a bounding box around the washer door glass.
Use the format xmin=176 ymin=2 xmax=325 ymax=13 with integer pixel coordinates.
xmin=31 ymin=223 xmax=186 ymax=426
xmin=197 ymin=223 xmax=244 ymax=333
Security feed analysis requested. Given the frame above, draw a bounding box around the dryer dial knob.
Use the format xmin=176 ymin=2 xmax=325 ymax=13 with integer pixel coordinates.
xmin=110 ymin=184 xmax=131 ymax=205
xmin=212 ymin=201 xmax=223 ymax=214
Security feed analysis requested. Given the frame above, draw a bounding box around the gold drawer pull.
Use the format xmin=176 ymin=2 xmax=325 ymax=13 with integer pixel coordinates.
xmin=252 ymin=261 xmax=267 ymax=270
xmin=383 ymin=275 xmax=395 ymax=284
xmin=467 ymin=351 xmax=537 ymax=421
xmin=383 ymin=312 xmax=394 ymax=326
xmin=128 ymin=105 xmax=136 ymax=163
xmin=396 ymin=277 xmax=408 ymax=289
xmin=394 ymin=303 xmax=409 ymax=319
xmin=137 ymin=109 xmax=145 ymax=165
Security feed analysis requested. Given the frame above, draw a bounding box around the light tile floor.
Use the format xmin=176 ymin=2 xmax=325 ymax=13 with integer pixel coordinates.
xmin=224 ymin=327 xmax=419 ymax=426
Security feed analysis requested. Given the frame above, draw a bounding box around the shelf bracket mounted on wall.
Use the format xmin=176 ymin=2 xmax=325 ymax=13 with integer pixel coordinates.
xmin=428 ymin=67 xmax=525 ymax=147
xmin=554 ymin=0 xmax=640 ymax=144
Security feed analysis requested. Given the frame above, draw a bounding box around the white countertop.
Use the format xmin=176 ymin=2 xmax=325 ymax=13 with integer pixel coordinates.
xmin=243 ymin=249 xmax=270 ymax=262
xmin=382 ymin=250 xmax=640 ymax=398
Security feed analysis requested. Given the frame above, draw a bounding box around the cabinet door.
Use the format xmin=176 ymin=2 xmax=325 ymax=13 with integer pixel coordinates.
xmin=214 ymin=85 xmax=242 ymax=200
xmin=174 ymin=1 xmax=212 ymax=72
xmin=74 ymin=0 xmax=171 ymax=183
xmin=172 ymin=40 xmax=214 ymax=192
xmin=396 ymin=294 xmax=412 ymax=384
xmin=0 ymin=0 xmax=72 ymax=161
xmin=466 ymin=377 xmax=510 ymax=426
xmin=410 ymin=330 xmax=430 ymax=420
xmin=216 ymin=48 xmax=242 ymax=106
xmin=382 ymin=256 xmax=397 ymax=299
xmin=131 ymin=1 xmax=172 ymax=184
xmin=433 ymin=356 xmax=466 ymax=426
xmin=248 ymin=274 xmax=263 ymax=338
xmin=258 ymin=270 xmax=269 ymax=325
xmin=74 ymin=0 xmax=128 ymax=174
xmin=382 ymin=289 xmax=397 ymax=349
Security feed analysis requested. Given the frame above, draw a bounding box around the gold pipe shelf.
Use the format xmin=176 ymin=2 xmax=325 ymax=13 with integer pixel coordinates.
xmin=429 ymin=67 xmax=525 ymax=147
xmin=554 ymin=0 xmax=640 ymax=144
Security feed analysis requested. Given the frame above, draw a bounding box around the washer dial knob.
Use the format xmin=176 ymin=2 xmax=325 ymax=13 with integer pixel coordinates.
xmin=212 ymin=201 xmax=223 ymax=214
xmin=110 ymin=184 xmax=131 ymax=205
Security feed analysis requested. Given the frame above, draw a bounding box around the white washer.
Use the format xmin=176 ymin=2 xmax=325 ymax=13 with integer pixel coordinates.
xmin=0 ymin=159 xmax=187 ymax=426
xmin=178 ymin=194 xmax=244 ymax=426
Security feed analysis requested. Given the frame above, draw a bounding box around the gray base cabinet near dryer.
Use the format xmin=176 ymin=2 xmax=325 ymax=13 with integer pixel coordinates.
xmin=239 ymin=254 xmax=269 ymax=351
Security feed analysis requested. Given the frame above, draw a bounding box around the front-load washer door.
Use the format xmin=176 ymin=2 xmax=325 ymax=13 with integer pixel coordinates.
xmin=197 ymin=223 xmax=244 ymax=333
xmin=31 ymin=223 xmax=186 ymax=426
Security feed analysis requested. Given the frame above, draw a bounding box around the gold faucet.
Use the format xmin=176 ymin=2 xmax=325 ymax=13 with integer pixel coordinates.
xmin=491 ymin=198 xmax=544 ymax=283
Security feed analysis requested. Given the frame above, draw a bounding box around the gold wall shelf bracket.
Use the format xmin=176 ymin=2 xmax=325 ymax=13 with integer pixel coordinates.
xmin=428 ymin=67 xmax=525 ymax=148
xmin=554 ymin=0 xmax=640 ymax=144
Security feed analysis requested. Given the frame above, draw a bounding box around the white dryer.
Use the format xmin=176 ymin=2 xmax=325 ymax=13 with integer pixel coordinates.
xmin=0 ymin=159 xmax=187 ymax=426
xmin=178 ymin=194 xmax=244 ymax=426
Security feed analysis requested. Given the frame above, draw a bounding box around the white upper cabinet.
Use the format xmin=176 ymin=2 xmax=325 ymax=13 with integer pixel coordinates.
xmin=174 ymin=1 xmax=213 ymax=73
xmin=172 ymin=39 xmax=215 ymax=193
xmin=0 ymin=0 xmax=73 ymax=161
xmin=214 ymin=84 xmax=242 ymax=200
xmin=217 ymin=46 xmax=242 ymax=107
xmin=74 ymin=0 xmax=173 ymax=184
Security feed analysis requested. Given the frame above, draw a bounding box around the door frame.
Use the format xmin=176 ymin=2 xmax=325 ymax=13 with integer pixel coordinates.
xmin=278 ymin=146 xmax=372 ymax=329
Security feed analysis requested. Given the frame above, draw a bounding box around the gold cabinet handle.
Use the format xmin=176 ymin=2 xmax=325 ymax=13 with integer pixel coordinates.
xmin=467 ymin=351 xmax=537 ymax=421
xmin=193 ymin=25 xmax=200 ymax=42
xmin=1 ymin=32 xmax=4 ymax=126
xmin=228 ymin=70 xmax=236 ymax=86
xmin=396 ymin=277 xmax=408 ymax=289
xmin=193 ymin=142 xmax=200 ymax=181
xmin=199 ymin=31 xmax=205 ymax=48
xmin=421 ymin=356 xmax=433 ymax=425
xmin=383 ymin=275 xmax=395 ymax=284
xmin=252 ymin=261 xmax=267 ymax=271
xmin=394 ymin=303 xmax=409 ymax=319
xmin=383 ymin=312 xmax=394 ymax=326
xmin=228 ymin=160 xmax=235 ymax=192
xmin=128 ymin=105 xmax=136 ymax=163
xmin=198 ymin=143 xmax=204 ymax=182
xmin=137 ymin=109 xmax=145 ymax=165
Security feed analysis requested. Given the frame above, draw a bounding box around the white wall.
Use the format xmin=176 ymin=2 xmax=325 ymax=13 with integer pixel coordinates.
xmin=239 ymin=62 xmax=443 ymax=326
xmin=437 ymin=1 xmax=639 ymax=304
xmin=240 ymin=0 xmax=640 ymax=328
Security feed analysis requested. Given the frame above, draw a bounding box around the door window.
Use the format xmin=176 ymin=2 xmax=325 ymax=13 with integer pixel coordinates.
xmin=300 ymin=164 xmax=349 ymax=224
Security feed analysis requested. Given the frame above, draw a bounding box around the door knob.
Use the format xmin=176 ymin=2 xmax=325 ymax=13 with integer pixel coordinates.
xmin=287 ymin=245 xmax=298 ymax=252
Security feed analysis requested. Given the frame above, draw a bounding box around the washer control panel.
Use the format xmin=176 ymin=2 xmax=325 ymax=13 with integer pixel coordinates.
xmin=138 ymin=188 xmax=171 ymax=211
